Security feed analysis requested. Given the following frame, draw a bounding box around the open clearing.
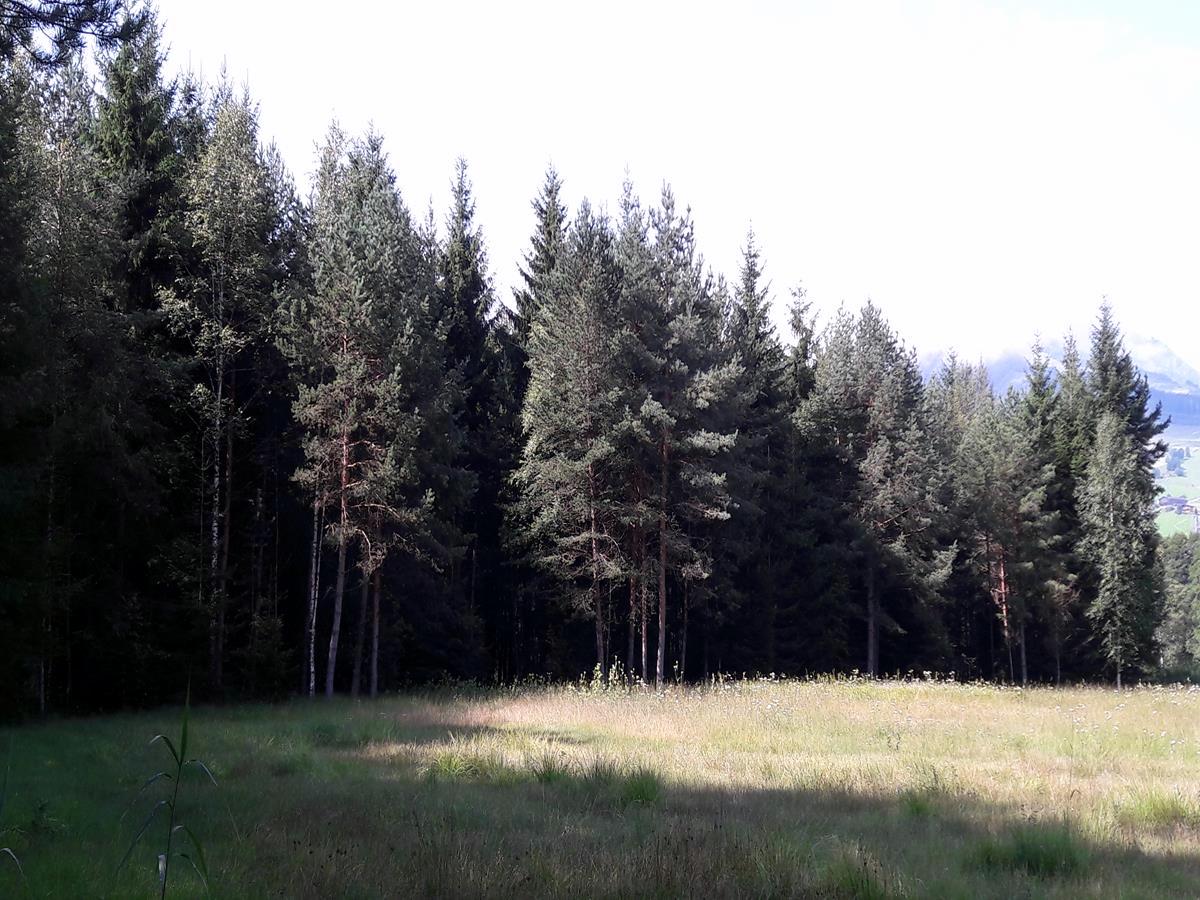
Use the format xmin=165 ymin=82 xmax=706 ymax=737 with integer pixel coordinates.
xmin=2 ymin=679 xmax=1200 ymax=898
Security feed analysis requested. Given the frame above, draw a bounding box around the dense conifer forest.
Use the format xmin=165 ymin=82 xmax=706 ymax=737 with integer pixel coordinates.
xmin=0 ymin=4 xmax=1188 ymax=718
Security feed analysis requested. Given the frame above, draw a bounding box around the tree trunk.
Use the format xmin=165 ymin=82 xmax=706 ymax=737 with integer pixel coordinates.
xmin=325 ymin=429 xmax=350 ymax=698
xmin=639 ymin=539 xmax=649 ymax=683
xmin=1054 ymin=633 xmax=1061 ymax=686
xmin=680 ymin=582 xmax=688 ymax=683
xmin=1019 ymin=619 xmax=1028 ymax=687
xmin=593 ymin=595 xmax=605 ymax=677
xmin=305 ymin=497 xmax=323 ymax=698
xmin=370 ymin=567 xmax=381 ymax=698
xmin=656 ymin=436 xmax=669 ymax=689
xmin=626 ymin=576 xmax=636 ymax=680
xmin=215 ymin=398 xmax=234 ymax=690
xmin=866 ymin=566 xmax=879 ymax=677
xmin=588 ymin=462 xmax=605 ymax=677
xmin=351 ymin=567 xmax=368 ymax=698
xmin=251 ymin=488 xmax=264 ymax=628
xmin=209 ymin=351 xmax=224 ymax=692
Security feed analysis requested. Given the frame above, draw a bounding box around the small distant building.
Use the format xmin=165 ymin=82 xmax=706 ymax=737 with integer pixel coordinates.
xmin=1159 ymin=495 xmax=1188 ymax=512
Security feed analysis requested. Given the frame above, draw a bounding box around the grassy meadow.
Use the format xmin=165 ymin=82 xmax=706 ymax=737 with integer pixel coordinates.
xmin=2 ymin=678 xmax=1200 ymax=898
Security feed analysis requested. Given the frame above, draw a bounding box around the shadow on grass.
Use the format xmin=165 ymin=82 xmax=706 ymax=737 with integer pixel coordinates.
xmin=3 ymin=692 xmax=1200 ymax=898
xmin=271 ymin=701 xmax=1200 ymax=899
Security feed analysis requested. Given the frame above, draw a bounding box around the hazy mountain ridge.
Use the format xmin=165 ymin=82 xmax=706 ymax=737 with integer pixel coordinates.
xmin=920 ymin=336 xmax=1200 ymax=431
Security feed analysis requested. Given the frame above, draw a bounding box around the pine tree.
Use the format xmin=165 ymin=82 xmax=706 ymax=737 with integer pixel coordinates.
xmin=715 ymin=229 xmax=789 ymax=672
xmin=515 ymin=202 xmax=625 ymax=673
xmin=513 ymin=165 xmax=568 ymax=359
xmin=640 ymin=186 xmax=739 ymax=687
xmin=1157 ymin=534 xmax=1200 ymax=674
xmin=285 ymin=127 xmax=441 ymax=697
xmin=0 ymin=0 xmax=144 ymax=67
xmin=159 ymin=86 xmax=280 ymax=691
xmin=1079 ymin=412 xmax=1160 ymax=686
xmin=95 ymin=11 xmax=184 ymax=316
xmin=1019 ymin=340 xmax=1073 ymax=683
xmin=436 ymin=159 xmax=518 ymax=676
xmin=804 ymin=302 xmax=945 ymax=676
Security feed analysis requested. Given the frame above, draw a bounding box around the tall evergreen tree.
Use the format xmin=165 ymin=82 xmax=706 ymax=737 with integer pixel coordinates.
xmin=804 ymin=303 xmax=946 ymax=676
xmin=640 ymin=187 xmax=738 ymax=687
xmin=715 ymin=229 xmax=789 ymax=672
xmin=159 ymin=86 xmax=281 ymax=691
xmin=516 ymin=202 xmax=625 ymax=671
xmin=0 ymin=0 xmax=144 ymax=66
xmin=285 ymin=127 xmax=446 ymax=697
xmin=513 ymin=165 xmax=568 ymax=359
xmin=1079 ymin=412 xmax=1160 ymax=686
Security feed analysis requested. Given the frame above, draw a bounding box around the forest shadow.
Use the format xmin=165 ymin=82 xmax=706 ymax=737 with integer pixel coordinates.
xmin=292 ymin=705 xmax=1200 ymax=898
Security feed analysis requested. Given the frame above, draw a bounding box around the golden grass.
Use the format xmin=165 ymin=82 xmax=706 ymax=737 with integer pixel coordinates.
xmin=4 ymin=677 xmax=1200 ymax=897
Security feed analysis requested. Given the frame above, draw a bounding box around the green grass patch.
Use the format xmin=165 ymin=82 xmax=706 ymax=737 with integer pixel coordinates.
xmin=1118 ymin=788 xmax=1200 ymax=829
xmin=971 ymin=822 xmax=1088 ymax=878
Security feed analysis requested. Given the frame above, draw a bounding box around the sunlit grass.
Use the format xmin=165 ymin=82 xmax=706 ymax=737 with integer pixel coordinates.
xmin=2 ymin=677 xmax=1199 ymax=897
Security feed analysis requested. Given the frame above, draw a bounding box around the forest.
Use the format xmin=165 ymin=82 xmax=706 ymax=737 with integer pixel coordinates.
xmin=0 ymin=5 xmax=1189 ymax=720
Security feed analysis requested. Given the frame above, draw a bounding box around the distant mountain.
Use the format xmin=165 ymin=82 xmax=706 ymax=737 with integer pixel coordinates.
xmin=1125 ymin=336 xmax=1200 ymax=395
xmin=919 ymin=336 xmax=1200 ymax=432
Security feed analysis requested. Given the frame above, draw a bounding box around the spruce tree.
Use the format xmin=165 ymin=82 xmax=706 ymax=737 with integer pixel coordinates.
xmin=285 ymin=127 xmax=441 ymax=697
xmin=513 ymin=165 xmax=568 ymax=359
xmin=515 ymin=202 xmax=627 ymax=672
xmin=159 ymin=86 xmax=279 ymax=691
xmin=1079 ymin=412 xmax=1160 ymax=686
xmin=716 ymin=229 xmax=789 ymax=672
xmin=804 ymin=302 xmax=944 ymax=676
xmin=0 ymin=0 xmax=144 ymax=66
xmin=640 ymin=186 xmax=738 ymax=686
xmin=95 ymin=11 xmax=183 ymax=316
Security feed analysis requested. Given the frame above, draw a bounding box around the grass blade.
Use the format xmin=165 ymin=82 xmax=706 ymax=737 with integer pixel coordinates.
xmin=185 ymin=760 xmax=218 ymax=787
xmin=116 ymin=799 xmax=168 ymax=874
xmin=175 ymin=823 xmax=210 ymax=884
xmin=1 ymin=846 xmax=23 ymax=879
xmin=180 ymin=682 xmax=190 ymax=763
xmin=0 ymin=738 xmax=10 ymax=824
xmin=177 ymin=853 xmax=211 ymax=896
xmin=150 ymin=735 xmax=180 ymax=767
xmin=120 ymin=772 xmax=174 ymax=822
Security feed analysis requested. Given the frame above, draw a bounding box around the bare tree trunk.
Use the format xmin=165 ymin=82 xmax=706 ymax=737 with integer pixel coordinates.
xmin=251 ymin=489 xmax=264 ymax=630
xmin=469 ymin=544 xmax=477 ymax=611
xmin=1054 ymin=631 xmax=1061 ymax=686
xmin=998 ymin=550 xmax=1014 ymax=684
xmin=209 ymin=351 xmax=224 ymax=692
xmin=680 ymin=581 xmax=688 ymax=683
xmin=588 ymin=463 xmax=605 ymax=677
xmin=594 ymin=597 xmax=605 ymax=677
xmin=305 ymin=497 xmax=323 ymax=697
xmin=351 ymin=566 xmax=369 ymax=697
xmin=215 ymin=397 xmax=234 ymax=690
xmin=656 ymin=434 xmax=668 ymax=689
xmin=370 ymin=567 xmax=381 ymax=698
xmin=866 ymin=566 xmax=879 ymax=678
xmin=1019 ymin=619 xmax=1028 ymax=687
xmin=325 ymin=429 xmax=349 ymax=698
xmin=626 ymin=576 xmax=636 ymax=679
xmin=640 ymin=572 xmax=648 ymax=683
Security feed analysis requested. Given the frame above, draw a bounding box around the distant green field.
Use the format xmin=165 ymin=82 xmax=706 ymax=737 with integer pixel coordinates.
xmin=1157 ymin=510 xmax=1196 ymax=538
xmin=1156 ymin=433 xmax=1200 ymax=537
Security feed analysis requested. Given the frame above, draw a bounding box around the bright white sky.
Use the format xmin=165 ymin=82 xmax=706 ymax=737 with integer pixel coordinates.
xmin=153 ymin=0 xmax=1200 ymax=368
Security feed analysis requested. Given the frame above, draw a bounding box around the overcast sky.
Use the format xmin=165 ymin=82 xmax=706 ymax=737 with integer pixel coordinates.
xmin=153 ymin=0 xmax=1200 ymax=368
